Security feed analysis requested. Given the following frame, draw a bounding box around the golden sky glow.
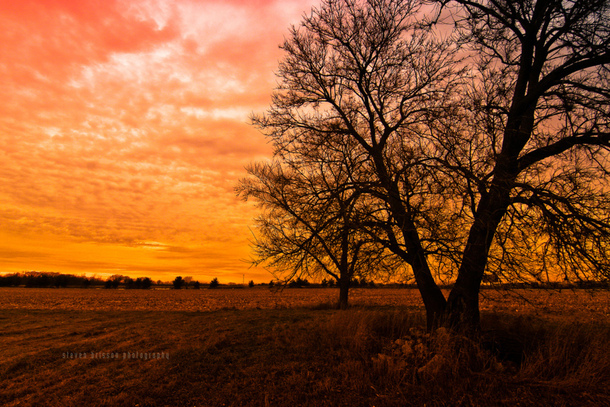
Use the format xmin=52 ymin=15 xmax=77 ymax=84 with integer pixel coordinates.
xmin=0 ymin=0 xmax=317 ymax=282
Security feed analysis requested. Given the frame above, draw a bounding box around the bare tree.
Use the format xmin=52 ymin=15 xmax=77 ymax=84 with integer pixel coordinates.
xmin=245 ymin=0 xmax=610 ymax=331
xmin=238 ymin=135 xmax=399 ymax=309
xmin=250 ymin=0 xmax=462 ymax=328
xmin=436 ymin=0 xmax=610 ymax=330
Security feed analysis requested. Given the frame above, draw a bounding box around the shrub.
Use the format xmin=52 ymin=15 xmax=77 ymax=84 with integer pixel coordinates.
xmin=124 ymin=277 xmax=135 ymax=289
xmin=173 ymin=276 xmax=184 ymax=289
xmin=288 ymin=277 xmax=309 ymax=288
xmin=137 ymin=277 xmax=152 ymax=289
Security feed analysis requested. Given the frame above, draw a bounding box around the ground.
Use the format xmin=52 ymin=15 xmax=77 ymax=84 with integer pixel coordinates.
xmin=0 ymin=287 xmax=609 ymax=406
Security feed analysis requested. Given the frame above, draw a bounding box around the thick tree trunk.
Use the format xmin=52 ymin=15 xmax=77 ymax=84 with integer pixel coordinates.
xmin=338 ymin=275 xmax=350 ymax=310
xmin=406 ymin=236 xmax=447 ymax=330
xmin=444 ymin=287 xmax=480 ymax=332
xmin=444 ymin=154 xmax=518 ymax=333
xmin=371 ymin=152 xmax=447 ymax=329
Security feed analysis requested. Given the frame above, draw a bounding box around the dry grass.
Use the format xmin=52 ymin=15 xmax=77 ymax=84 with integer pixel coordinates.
xmin=0 ymin=288 xmax=609 ymax=406
xmin=1 ymin=287 xmax=607 ymax=317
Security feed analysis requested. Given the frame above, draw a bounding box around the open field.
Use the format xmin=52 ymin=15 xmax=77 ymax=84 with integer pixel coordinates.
xmin=0 ymin=287 xmax=608 ymax=319
xmin=1 ymin=288 xmax=609 ymax=406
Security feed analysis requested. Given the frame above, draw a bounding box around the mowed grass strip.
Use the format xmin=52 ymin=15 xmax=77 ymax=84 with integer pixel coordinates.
xmin=1 ymin=307 xmax=609 ymax=406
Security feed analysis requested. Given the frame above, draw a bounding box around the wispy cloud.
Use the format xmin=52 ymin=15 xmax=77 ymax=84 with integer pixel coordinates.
xmin=0 ymin=0 xmax=316 ymax=281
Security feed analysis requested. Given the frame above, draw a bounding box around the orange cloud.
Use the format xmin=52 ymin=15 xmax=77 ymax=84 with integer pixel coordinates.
xmin=0 ymin=0 xmax=317 ymax=282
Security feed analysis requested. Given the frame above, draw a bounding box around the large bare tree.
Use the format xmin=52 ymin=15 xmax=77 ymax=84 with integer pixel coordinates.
xmin=438 ymin=0 xmax=610 ymax=330
xmin=244 ymin=0 xmax=610 ymax=331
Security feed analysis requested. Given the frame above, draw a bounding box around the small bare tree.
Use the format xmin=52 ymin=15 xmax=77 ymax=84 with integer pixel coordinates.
xmin=238 ymin=136 xmax=399 ymax=309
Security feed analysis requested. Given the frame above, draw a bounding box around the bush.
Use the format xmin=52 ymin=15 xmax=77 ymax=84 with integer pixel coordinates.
xmin=288 ymin=277 xmax=310 ymax=288
xmin=173 ymin=276 xmax=184 ymax=289
xmin=209 ymin=277 xmax=219 ymax=289
xmin=139 ymin=277 xmax=152 ymax=289
xmin=124 ymin=277 xmax=135 ymax=289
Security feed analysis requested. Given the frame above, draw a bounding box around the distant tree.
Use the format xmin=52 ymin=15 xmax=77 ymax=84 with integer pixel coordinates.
xmin=209 ymin=277 xmax=219 ymax=289
xmin=53 ymin=274 xmax=69 ymax=288
xmin=288 ymin=277 xmax=311 ymax=288
xmin=248 ymin=280 xmax=255 ymax=288
xmin=183 ymin=276 xmax=193 ymax=289
xmin=193 ymin=281 xmax=201 ymax=289
xmin=106 ymin=275 xmax=123 ymax=289
xmin=25 ymin=272 xmax=51 ymax=288
xmin=238 ymin=157 xmax=399 ymax=309
xmin=135 ymin=277 xmax=152 ymax=289
xmin=268 ymin=280 xmax=275 ymax=288
xmin=173 ymin=276 xmax=185 ymax=290
xmin=124 ymin=277 xmax=135 ymax=289
xmin=0 ymin=273 xmax=21 ymax=287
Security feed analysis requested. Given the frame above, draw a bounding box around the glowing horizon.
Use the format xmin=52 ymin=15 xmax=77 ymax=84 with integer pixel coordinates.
xmin=0 ymin=0 xmax=318 ymax=283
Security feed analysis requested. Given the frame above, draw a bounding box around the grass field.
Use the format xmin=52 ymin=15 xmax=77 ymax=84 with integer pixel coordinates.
xmin=1 ymin=287 xmax=609 ymax=406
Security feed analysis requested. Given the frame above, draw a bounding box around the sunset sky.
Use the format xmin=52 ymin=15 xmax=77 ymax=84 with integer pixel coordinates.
xmin=0 ymin=0 xmax=318 ymax=283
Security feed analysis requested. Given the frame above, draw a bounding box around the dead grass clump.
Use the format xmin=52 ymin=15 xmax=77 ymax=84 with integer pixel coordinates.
xmin=315 ymin=309 xmax=610 ymax=405
xmin=372 ymin=326 xmax=503 ymax=387
xmin=517 ymin=321 xmax=610 ymax=390
xmin=316 ymin=309 xmax=423 ymax=358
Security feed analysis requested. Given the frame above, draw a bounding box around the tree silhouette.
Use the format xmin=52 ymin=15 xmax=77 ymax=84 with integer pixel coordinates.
xmin=438 ymin=0 xmax=610 ymax=330
xmin=239 ymin=155 xmax=399 ymax=309
xmin=246 ymin=0 xmax=610 ymax=331
xmin=173 ymin=276 xmax=184 ymax=290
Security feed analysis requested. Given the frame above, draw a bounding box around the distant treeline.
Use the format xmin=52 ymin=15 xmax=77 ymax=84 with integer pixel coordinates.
xmin=1 ymin=271 xmax=607 ymax=290
xmin=0 ymin=272 xmax=154 ymax=289
xmin=0 ymin=272 xmax=104 ymax=288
